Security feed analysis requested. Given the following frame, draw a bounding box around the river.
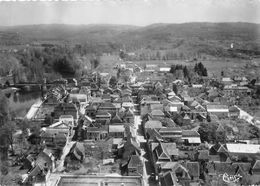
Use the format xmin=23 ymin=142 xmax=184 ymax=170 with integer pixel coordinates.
xmin=9 ymin=91 xmax=42 ymax=118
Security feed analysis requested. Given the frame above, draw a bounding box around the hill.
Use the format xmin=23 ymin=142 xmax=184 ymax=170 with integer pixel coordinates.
xmin=0 ymin=22 xmax=259 ymax=58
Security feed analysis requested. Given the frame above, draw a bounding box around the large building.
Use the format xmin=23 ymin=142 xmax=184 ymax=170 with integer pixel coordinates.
xmin=46 ymin=174 xmax=143 ymax=186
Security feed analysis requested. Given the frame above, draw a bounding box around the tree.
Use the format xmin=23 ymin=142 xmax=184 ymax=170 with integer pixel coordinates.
xmin=198 ymin=122 xmax=218 ymax=143
xmin=172 ymin=84 xmax=178 ymax=94
xmin=109 ymin=76 xmax=118 ymax=88
xmin=1 ymin=121 xmax=16 ymax=155
xmin=183 ymin=66 xmax=189 ymax=79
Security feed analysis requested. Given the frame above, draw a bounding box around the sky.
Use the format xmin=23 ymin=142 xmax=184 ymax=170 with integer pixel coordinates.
xmin=0 ymin=0 xmax=259 ymax=26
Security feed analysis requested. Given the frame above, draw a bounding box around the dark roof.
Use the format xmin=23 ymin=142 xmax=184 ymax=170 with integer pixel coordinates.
xmin=182 ymin=130 xmax=200 ymax=137
xmin=232 ymin=162 xmax=251 ymax=173
xmin=69 ymin=142 xmax=85 ymax=161
xmin=186 ymin=162 xmax=200 ymax=178
xmin=216 ymin=124 xmax=225 ymax=132
xmin=99 ymin=102 xmax=116 ymax=109
xmin=161 ymin=171 xmax=176 ymax=186
xmin=96 ymin=110 xmax=111 ymax=117
xmin=229 ymin=106 xmax=240 ymax=112
xmin=214 ymin=162 xmax=237 ymax=175
xmin=124 ymin=109 xmax=134 ymax=118
xmin=146 ymin=128 xmax=163 ymax=141
xmin=128 ymin=155 xmax=142 ymax=168
xmin=198 ymin=150 xmax=210 ymax=160
xmin=35 ymin=152 xmax=52 ymax=169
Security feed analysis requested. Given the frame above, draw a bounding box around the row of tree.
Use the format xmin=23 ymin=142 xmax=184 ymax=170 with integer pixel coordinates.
xmin=194 ymin=62 xmax=208 ymax=76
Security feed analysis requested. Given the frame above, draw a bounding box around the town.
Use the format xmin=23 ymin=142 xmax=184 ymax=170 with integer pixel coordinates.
xmin=0 ymin=51 xmax=260 ymax=186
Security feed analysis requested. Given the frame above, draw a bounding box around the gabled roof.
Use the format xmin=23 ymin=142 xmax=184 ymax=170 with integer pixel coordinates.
xmin=214 ymin=162 xmax=237 ymax=175
xmin=229 ymin=106 xmax=240 ymax=112
xmin=35 ymin=152 xmax=52 ymax=170
xmin=161 ymin=143 xmax=179 ymax=156
xmin=186 ymin=162 xmax=200 ymax=178
xmin=160 ymin=162 xmax=179 ymax=170
xmin=128 ymin=155 xmax=142 ymax=168
xmin=71 ymin=142 xmax=85 ymax=160
xmin=150 ymin=104 xmax=164 ymax=111
xmin=96 ymin=110 xmax=111 ymax=117
xmin=151 ymin=109 xmax=165 ymax=117
xmin=159 ymin=127 xmax=182 ymax=133
xmin=252 ymin=160 xmax=260 ymax=170
xmin=146 ymin=128 xmax=163 ymax=141
xmin=232 ymin=162 xmax=251 ymax=173
xmin=111 ymin=113 xmax=123 ymax=123
xmin=98 ymin=102 xmax=116 ymax=109
xmin=144 ymin=120 xmax=163 ymax=129
xmin=161 ymin=171 xmax=176 ymax=186
xmin=124 ymin=109 xmax=135 ymax=118
xmin=216 ymin=124 xmax=225 ymax=132
xmin=183 ymin=114 xmax=190 ymax=120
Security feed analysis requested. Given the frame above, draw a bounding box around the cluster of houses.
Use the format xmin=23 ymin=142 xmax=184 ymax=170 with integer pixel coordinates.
xmin=17 ymin=60 xmax=260 ymax=186
xmin=20 ymin=76 xmax=145 ymax=185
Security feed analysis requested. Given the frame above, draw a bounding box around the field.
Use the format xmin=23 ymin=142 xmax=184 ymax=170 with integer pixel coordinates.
xmin=132 ymin=59 xmax=250 ymax=77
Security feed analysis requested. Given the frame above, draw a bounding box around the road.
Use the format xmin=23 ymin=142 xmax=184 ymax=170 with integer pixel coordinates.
xmin=234 ymin=105 xmax=254 ymax=125
xmin=134 ymin=114 xmax=158 ymax=186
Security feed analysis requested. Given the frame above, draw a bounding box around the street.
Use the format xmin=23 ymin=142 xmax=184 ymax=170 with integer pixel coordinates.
xmin=134 ymin=115 xmax=158 ymax=186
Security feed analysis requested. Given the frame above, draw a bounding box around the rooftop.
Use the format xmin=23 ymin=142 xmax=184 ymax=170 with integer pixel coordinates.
xmin=47 ymin=174 xmax=142 ymax=186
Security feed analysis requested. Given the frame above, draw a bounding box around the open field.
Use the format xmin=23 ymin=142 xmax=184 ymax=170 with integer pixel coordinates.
xmin=132 ymin=59 xmax=251 ymax=77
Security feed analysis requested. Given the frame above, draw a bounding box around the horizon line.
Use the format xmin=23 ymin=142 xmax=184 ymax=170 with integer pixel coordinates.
xmin=0 ymin=21 xmax=259 ymax=28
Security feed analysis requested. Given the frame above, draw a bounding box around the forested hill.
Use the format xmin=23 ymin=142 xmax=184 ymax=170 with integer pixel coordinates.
xmin=0 ymin=22 xmax=259 ymax=82
xmin=0 ymin=22 xmax=259 ymax=55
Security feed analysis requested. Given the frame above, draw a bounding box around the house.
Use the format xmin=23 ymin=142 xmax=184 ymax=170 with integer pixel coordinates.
xmin=252 ymin=160 xmax=260 ymax=175
xmin=226 ymin=143 xmax=260 ymax=156
xmin=185 ymin=162 xmax=200 ymax=181
xmin=66 ymin=142 xmax=85 ymax=162
xmin=53 ymin=102 xmax=78 ymax=121
xmin=209 ymin=143 xmax=228 ymax=162
xmin=151 ymin=109 xmax=165 ymax=119
xmin=121 ymin=137 xmax=141 ymax=166
xmin=95 ymin=110 xmax=111 ymax=122
xmin=85 ymin=127 xmax=108 ymax=140
xmin=127 ymin=155 xmax=143 ymax=176
xmin=182 ymin=130 xmax=201 ymax=145
xmin=24 ymin=151 xmax=53 ymax=184
xmin=124 ymin=109 xmax=135 ymax=123
xmin=206 ymin=104 xmax=229 ymax=119
xmin=110 ymin=113 xmax=123 ymax=124
xmin=69 ymin=94 xmax=88 ymax=114
xmin=229 ymin=106 xmax=240 ymax=119
xmin=85 ymin=104 xmax=97 ymax=118
xmin=183 ymin=114 xmax=191 ymax=125
xmin=109 ymin=125 xmax=125 ymax=138
xmin=59 ymin=115 xmax=74 ymax=127
xmin=160 ymin=163 xmax=191 ymax=186
xmin=197 ymin=150 xmax=210 ymax=161
xmin=158 ymin=127 xmax=182 ymax=141
xmin=98 ymin=102 xmax=117 ymax=116
xmin=146 ymin=128 xmax=163 ymax=142
xmin=40 ymin=121 xmax=72 ymax=147
xmin=222 ymin=77 xmax=233 ymax=85
xmin=160 ymin=171 xmax=178 ymax=186
xmin=153 ymin=142 xmax=179 ymax=163
xmin=144 ymin=120 xmax=163 ymax=137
